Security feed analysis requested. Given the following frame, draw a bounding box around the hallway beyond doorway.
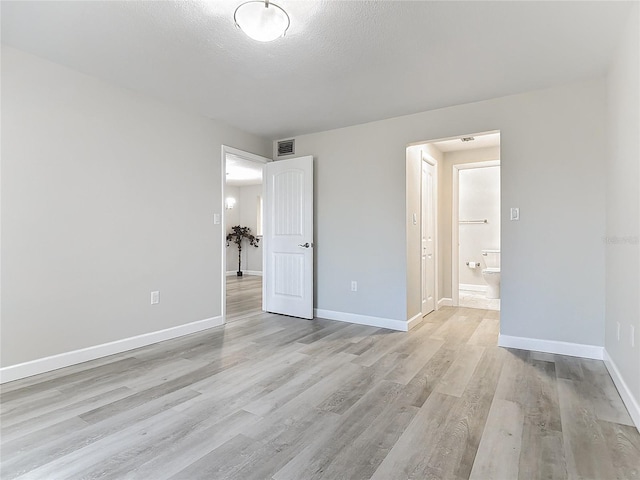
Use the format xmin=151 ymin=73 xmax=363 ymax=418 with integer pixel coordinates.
xmin=226 ymin=275 xmax=262 ymax=322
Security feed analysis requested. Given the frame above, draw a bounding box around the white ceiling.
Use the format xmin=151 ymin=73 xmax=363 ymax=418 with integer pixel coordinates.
xmin=226 ymin=154 xmax=263 ymax=186
xmin=1 ymin=1 xmax=633 ymax=139
xmin=430 ymin=131 xmax=500 ymax=153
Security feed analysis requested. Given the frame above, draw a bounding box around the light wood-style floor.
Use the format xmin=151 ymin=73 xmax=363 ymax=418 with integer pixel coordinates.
xmin=1 ymin=276 xmax=638 ymax=479
xmin=226 ymin=274 xmax=262 ymax=322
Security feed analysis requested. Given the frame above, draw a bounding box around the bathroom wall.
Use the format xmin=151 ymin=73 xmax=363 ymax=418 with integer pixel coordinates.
xmin=459 ymin=166 xmax=501 ymax=288
xmin=225 ymin=184 xmax=263 ymax=274
xmin=438 ymin=147 xmax=501 ymax=299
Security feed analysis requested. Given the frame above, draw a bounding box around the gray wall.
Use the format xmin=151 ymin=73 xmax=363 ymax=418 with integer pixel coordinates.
xmin=1 ymin=46 xmax=271 ymax=367
xmin=605 ymin=5 xmax=639 ymax=416
xmin=281 ymin=121 xmax=410 ymax=321
xmin=281 ymin=78 xmax=607 ymax=348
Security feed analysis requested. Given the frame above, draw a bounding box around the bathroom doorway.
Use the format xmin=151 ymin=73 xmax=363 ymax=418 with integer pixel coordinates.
xmin=428 ymin=131 xmax=501 ymax=311
xmin=453 ymin=160 xmax=501 ymax=310
xmin=406 ymin=131 xmax=501 ymax=321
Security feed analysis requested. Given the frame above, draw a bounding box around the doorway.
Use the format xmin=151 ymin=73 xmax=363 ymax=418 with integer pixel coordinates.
xmin=407 ymin=131 xmax=501 ymax=315
xmin=439 ymin=131 xmax=501 ymax=310
xmin=453 ymin=160 xmax=501 ymax=310
xmin=221 ymin=146 xmax=269 ymax=322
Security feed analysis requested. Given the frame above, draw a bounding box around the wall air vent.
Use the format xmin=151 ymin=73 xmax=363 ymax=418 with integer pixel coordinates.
xmin=277 ymin=139 xmax=295 ymax=156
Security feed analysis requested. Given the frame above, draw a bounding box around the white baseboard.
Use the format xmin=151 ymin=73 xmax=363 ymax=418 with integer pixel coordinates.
xmin=407 ymin=313 xmax=423 ymax=330
xmin=459 ymin=283 xmax=487 ymax=293
xmin=314 ymin=309 xmax=408 ymax=332
xmin=603 ymin=349 xmax=640 ymax=431
xmin=438 ymin=298 xmax=453 ymax=307
xmin=0 ymin=316 xmax=224 ymax=384
xmin=498 ymin=334 xmax=603 ymax=360
xmin=226 ymin=270 xmax=262 ymax=276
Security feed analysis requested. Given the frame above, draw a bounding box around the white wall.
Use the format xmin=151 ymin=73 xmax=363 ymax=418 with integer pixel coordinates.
xmin=439 ymin=147 xmax=500 ymax=298
xmin=239 ymin=185 xmax=263 ymax=273
xmin=225 ymin=185 xmax=241 ymax=272
xmin=1 ymin=46 xmax=271 ymax=368
xmin=605 ymin=4 xmax=640 ymax=424
xmin=225 ymin=184 xmax=263 ymax=274
xmin=279 ymin=78 xmax=607 ymax=348
xmin=459 ymin=166 xmax=500 ymax=287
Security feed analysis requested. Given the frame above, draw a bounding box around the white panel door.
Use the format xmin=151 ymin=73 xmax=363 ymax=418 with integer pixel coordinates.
xmin=422 ymin=159 xmax=436 ymax=316
xmin=263 ymin=156 xmax=314 ymax=319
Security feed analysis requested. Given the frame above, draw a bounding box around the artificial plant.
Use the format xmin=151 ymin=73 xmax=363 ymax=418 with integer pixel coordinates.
xmin=226 ymin=225 xmax=260 ymax=276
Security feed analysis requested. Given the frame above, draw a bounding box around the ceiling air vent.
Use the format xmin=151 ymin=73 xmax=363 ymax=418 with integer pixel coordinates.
xmin=277 ymin=139 xmax=295 ymax=156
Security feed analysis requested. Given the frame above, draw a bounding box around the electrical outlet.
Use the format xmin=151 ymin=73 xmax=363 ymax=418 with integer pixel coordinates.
xmin=151 ymin=291 xmax=160 ymax=305
xmin=632 ymin=325 xmax=636 ymax=348
xmin=617 ymin=322 xmax=621 ymax=341
xmin=351 ymin=281 xmax=357 ymax=292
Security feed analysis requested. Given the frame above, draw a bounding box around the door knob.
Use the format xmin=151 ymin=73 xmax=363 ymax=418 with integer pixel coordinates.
xmin=298 ymin=242 xmax=310 ymax=248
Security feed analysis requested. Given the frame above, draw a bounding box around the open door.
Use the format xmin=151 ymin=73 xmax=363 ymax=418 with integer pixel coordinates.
xmin=263 ymin=156 xmax=314 ymax=319
xmin=422 ymin=157 xmax=436 ymax=316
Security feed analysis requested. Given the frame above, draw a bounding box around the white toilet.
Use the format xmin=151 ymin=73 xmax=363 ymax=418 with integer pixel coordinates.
xmin=481 ymin=249 xmax=501 ymax=299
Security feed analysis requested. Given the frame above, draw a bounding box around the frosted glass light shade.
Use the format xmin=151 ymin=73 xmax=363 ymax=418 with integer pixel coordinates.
xmin=234 ymin=1 xmax=290 ymax=42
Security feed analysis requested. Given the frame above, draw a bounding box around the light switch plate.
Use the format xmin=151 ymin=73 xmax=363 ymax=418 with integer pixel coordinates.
xmin=213 ymin=213 xmax=221 ymax=225
xmin=510 ymin=207 xmax=520 ymax=221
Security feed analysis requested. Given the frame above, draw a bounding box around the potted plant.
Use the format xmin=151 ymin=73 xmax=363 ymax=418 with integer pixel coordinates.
xmin=226 ymin=225 xmax=260 ymax=276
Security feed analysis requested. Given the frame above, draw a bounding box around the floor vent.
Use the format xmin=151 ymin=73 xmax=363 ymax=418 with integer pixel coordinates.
xmin=277 ymin=139 xmax=295 ymax=156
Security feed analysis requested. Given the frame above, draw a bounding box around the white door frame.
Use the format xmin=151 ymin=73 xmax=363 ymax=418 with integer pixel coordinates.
xmin=220 ymin=145 xmax=270 ymax=323
xmin=452 ymin=160 xmax=500 ymax=306
xmin=421 ymin=151 xmax=438 ymax=315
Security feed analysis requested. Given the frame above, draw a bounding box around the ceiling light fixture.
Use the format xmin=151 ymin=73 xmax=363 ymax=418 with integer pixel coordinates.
xmin=234 ymin=0 xmax=290 ymax=42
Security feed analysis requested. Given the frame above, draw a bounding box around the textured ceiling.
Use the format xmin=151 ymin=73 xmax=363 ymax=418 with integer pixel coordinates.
xmin=1 ymin=1 xmax=633 ymax=139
